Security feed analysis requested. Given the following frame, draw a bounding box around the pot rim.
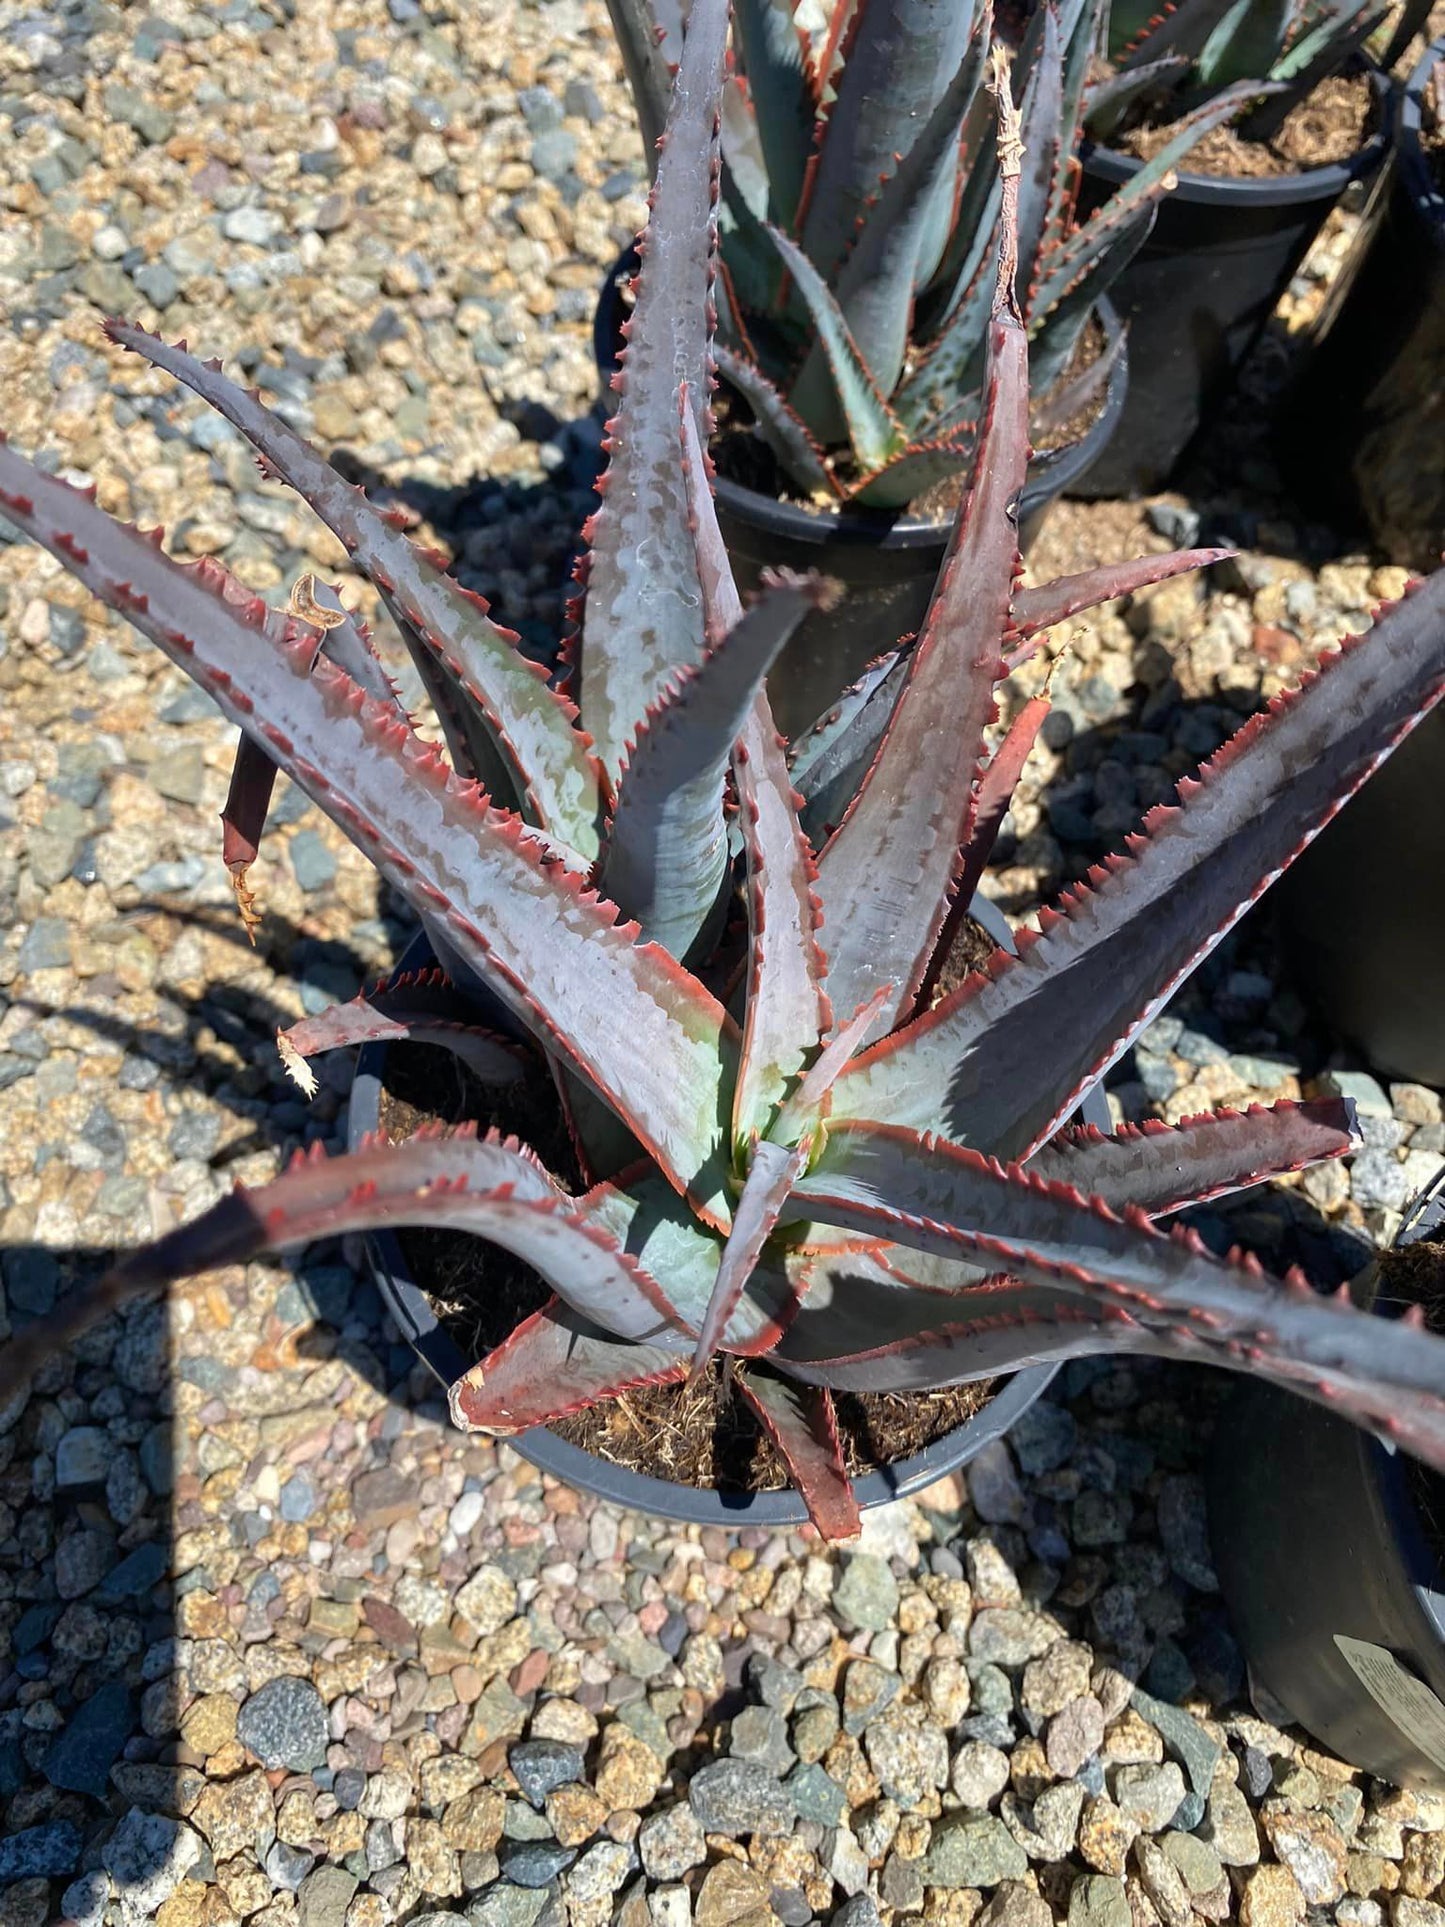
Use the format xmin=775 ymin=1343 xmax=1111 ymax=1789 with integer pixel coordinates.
xmin=1082 ymin=61 xmax=1392 ymax=208
xmin=593 ymin=250 xmax=1129 ymax=552
xmin=350 ymin=905 xmax=1111 ymax=1527
xmin=1397 ymin=37 xmax=1445 ymax=236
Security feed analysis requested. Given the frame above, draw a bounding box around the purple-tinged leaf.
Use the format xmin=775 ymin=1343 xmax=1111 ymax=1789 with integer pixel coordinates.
xmin=774 ymin=984 xmax=895 ymax=1145
xmin=765 ymin=225 xmax=906 ymax=477
xmin=275 ymin=967 xmax=530 ymax=1097
xmin=1015 ymin=4 xmax=1066 ymax=289
xmin=799 ymin=0 xmax=977 ymax=283
xmin=945 ymin=682 xmax=1054 ymax=921
xmin=793 ymin=648 xmax=905 ymax=843
xmin=102 ymin=321 xmax=601 ymax=861
xmin=714 ymin=344 xmax=840 ymax=500
xmin=0 ymin=443 xmax=737 ymax=1215
xmin=692 ymin=1138 xmax=810 ymax=1377
xmin=578 ymin=0 xmax=730 ymax=783
xmin=1005 ymin=548 xmax=1230 ymax=666
xmin=733 ymin=0 xmax=812 ymax=226
xmin=736 ymin=1370 xmax=861 ymax=1540
xmin=677 ymin=400 xmax=832 ymax=1147
xmin=602 ymin=525 xmax=827 ymax=960
xmin=833 ymin=571 xmax=1445 ymax=1162
xmin=813 ymin=114 xmax=1029 ymax=1030
xmin=1025 ymin=1099 xmax=1361 ymax=1216
xmin=604 ymin=0 xmax=684 ymax=178
xmin=221 ymin=730 xmax=278 ymax=943
xmin=450 ymin=1298 xmax=685 ymax=1433
xmin=786 ymin=1120 xmax=1445 ymax=1471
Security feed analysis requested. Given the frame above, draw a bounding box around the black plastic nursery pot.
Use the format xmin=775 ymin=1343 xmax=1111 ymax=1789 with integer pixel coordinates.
xmin=1271 ymin=705 xmax=1445 ymax=1086
xmin=593 ymin=251 xmax=1130 ymax=738
xmin=1278 ymin=39 xmax=1445 ymax=567
xmin=351 ymin=905 xmax=1110 ymax=1530
xmin=1208 ymin=1172 xmax=1445 ymax=1789
xmin=1073 ymin=76 xmax=1390 ymax=499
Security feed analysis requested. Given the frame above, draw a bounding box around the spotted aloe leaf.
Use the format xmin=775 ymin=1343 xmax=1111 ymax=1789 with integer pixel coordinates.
xmin=832 ymin=572 xmax=1445 ymax=1162
xmin=0 ymin=445 xmax=737 ymax=1216
xmin=578 ymin=0 xmax=730 ymax=783
xmin=103 ymin=322 xmax=601 ymax=861
xmin=275 ymin=968 xmax=530 ymax=1098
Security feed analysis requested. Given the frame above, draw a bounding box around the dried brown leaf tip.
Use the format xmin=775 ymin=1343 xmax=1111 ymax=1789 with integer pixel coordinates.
xmin=287 ymin=572 xmax=348 ymax=631
xmin=230 ymin=865 xmax=263 ymax=945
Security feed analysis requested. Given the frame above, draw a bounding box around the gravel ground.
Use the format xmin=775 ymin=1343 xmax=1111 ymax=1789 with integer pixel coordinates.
xmin=2 ymin=5 xmax=1445 ymax=1927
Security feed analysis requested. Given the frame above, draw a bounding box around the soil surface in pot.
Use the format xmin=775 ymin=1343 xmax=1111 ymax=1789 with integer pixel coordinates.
xmin=375 ymin=918 xmax=1004 ymax=1494
xmin=1115 ymin=72 xmax=1374 ymax=177
xmin=711 ymin=310 xmax=1111 ymax=517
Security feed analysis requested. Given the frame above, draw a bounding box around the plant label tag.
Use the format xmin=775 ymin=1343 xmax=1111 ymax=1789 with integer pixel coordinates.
xmin=1334 ymin=1635 xmax=1445 ymax=1774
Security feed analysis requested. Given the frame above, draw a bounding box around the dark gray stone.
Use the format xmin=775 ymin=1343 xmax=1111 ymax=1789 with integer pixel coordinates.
xmin=237 ymin=1675 xmax=328 ymax=1771
xmin=508 ymin=1740 xmax=585 ymax=1808
xmin=44 ymin=1682 xmax=132 ymax=1798
xmin=0 ymin=1820 xmax=81 ymax=1879
xmin=688 ymin=1760 xmax=796 ymax=1837
xmin=17 ymin=916 xmax=69 ymax=972
xmin=501 ymin=1842 xmax=577 ymax=1887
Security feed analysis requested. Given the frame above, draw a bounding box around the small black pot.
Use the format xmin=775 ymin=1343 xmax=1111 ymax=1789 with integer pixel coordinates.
xmin=593 ymin=253 xmax=1129 ymax=737
xmin=1272 ymin=706 xmax=1445 ymax=1085
xmin=1278 ymin=40 xmax=1444 ymax=566
xmin=1208 ymin=1172 xmax=1445 ymax=1789
xmin=1074 ymin=76 xmax=1390 ymax=498
xmin=349 ymin=902 xmax=1109 ymax=1529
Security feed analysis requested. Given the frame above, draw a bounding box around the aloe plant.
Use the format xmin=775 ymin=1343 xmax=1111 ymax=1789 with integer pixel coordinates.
xmin=610 ymin=0 xmax=1261 ymax=507
xmin=5 ymin=0 xmax=1445 ymax=1541
xmin=1092 ymin=0 xmax=1384 ymax=144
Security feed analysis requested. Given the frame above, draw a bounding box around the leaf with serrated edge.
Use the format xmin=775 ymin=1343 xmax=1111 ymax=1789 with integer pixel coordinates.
xmin=102 ymin=321 xmax=601 ymax=861
xmin=1025 ymin=1099 xmax=1361 ymax=1217
xmin=736 ymin=1370 xmax=860 ymax=1539
xmin=579 ymin=0 xmax=730 ymax=782
xmin=277 ymin=967 xmax=530 ymax=1092
xmin=1006 ymin=549 xmax=1231 ymax=659
xmin=832 ymin=572 xmax=1445 ymax=1162
xmin=692 ymin=1137 xmax=810 ymax=1375
xmin=0 ymin=442 xmax=737 ymax=1218
xmin=450 ymin=1298 xmax=685 ymax=1434
xmin=715 ymin=344 xmax=840 ymax=499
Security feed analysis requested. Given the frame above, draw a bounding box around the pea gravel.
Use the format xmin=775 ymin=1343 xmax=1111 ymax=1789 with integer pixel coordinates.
xmin=1 ymin=4 xmax=1444 ymax=1927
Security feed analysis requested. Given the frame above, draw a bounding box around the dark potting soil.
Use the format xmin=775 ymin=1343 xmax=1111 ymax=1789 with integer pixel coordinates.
xmin=1377 ymin=1236 xmax=1445 ymax=1569
xmin=1115 ymin=72 xmax=1374 ymax=178
xmin=375 ymin=962 xmax=1000 ymax=1493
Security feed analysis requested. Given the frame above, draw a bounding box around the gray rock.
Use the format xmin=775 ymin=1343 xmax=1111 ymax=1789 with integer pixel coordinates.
xmin=18 ymin=916 xmax=70 ymax=971
xmin=1351 ymin=1149 xmax=1414 ymax=1211
xmin=1200 ymin=1777 xmax=1260 ymax=1866
xmin=968 ymin=1609 xmax=1057 ymax=1667
xmin=637 ymin=1805 xmax=707 ymax=1880
xmin=1068 ymin=1874 xmax=1131 ymax=1927
xmin=55 ymin=1425 xmax=110 ymax=1487
xmin=864 ymin=1709 xmax=949 ymax=1807
xmin=842 ymin=1657 xmax=900 ymax=1735
xmin=747 ymin=1654 xmax=805 ymax=1711
xmin=102 ymin=1810 xmax=201 ymax=1917
xmin=951 ymin=1739 xmax=1010 ymax=1807
xmin=56 ymin=1527 xmax=112 ymax=1599
xmin=787 ymin=1762 xmax=847 ymax=1827
xmin=1161 ymin=1830 xmax=1223 ymax=1896
xmin=925 ymin=1814 xmax=1028 ymax=1888
xmin=501 ymin=1842 xmax=577 ymax=1887
xmin=467 ymin=1887 xmax=551 ymax=1927
xmin=223 ymin=205 xmax=281 ymax=245
xmin=44 ymin=1682 xmax=132 ymax=1798
xmin=968 ymin=1439 xmax=1026 ymax=1523
xmin=237 ymin=1675 xmax=328 ymax=1771
xmin=132 ymin=260 xmax=180 ymax=307
xmin=833 ymin=1553 xmax=899 ymax=1631
xmin=1319 ymin=1069 xmax=1392 ymax=1117
xmin=530 ymin=129 xmax=577 ymax=181
xmin=279 ymin=1470 xmax=317 ymax=1522
xmin=881 ymin=1852 xmax=926 ymax=1912
xmin=1113 ymin=1761 xmax=1186 ymax=1831
xmin=565 ymin=1840 xmax=634 ymax=1902
xmin=688 ymin=1760 xmax=796 ymax=1837
xmin=509 ymin=1740 xmax=585 ymax=1808
xmin=299 ymin=1865 xmax=359 ymax=1927
xmin=730 ymin=1705 xmax=794 ymax=1776
xmin=290 ymin=828 xmax=337 ymax=890
xmin=60 ymin=1872 xmax=109 ymax=1927
xmin=832 ymin=1900 xmax=882 ymax=1927
xmin=266 ymin=1840 xmax=317 ymax=1890
xmin=1129 ymin=1687 xmax=1222 ymax=1802
xmin=0 ymin=1821 xmax=82 ymax=1880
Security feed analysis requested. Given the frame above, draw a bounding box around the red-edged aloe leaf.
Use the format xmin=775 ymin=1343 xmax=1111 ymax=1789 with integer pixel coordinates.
xmin=786 ymin=1119 xmax=1445 ymax=1470
xmin=449 ymin=1298 xmax=685 ymax=1434
xmin=733 ymin=0 xmax=812 ymax=226
xmin=736 ymin=1370 xmax=861 ymax=1540
xmin=0 ymin=1131 xmax=706 ymax=1402
xmin=221 ymin=730 xmax=278 ymax=942
xmin=947 ymin=681 xmax=1054 ymax=916
xmin=0 ymin=444 xmax=737 ymax=1215
xmin=678 ymin=401 xmax=833 ymax=1147
xmin=714 ymin=344 xmax=840 ymax=501
xmin=793 ymin=14 xmax=992 ymax=419
xmin=833 ymin=571 xmax=1445 ymax=1162
xmin=765 ymin=225 xmax=906 ymax=476
xmin=1025 ymin=1099 xmax=1361 ymax=1217
xmin=581 ymin=1171 xmax=792 ymax=1353
xmin=604 ymin=0 xmax=683 ymax=178
xmin=798 ymin=0 xmax=978 ymax=283
xmin=578 ymin=0 xmax=729 ymax=784
xmin=1113 ymin=0 xmax=1238 ymax=67
xmin=103 ymin=321 xmax=601 ymax=861
xmin=1005 ymin=548 xmax=1231 ymax=664
xmin=692 ymin=1137 xmax=810 ymax=1376
xmin=813 ymin=126 xmax=1029 ymax=1030
xmin=1015 ymin=3 xmax=1066 ymax=288
xmin=847 ymin=435 xmax=977 ymax=511
xmin=790 ymin=647 xmax=901 ymax=789
xmin=602 ymin=547 xmax=827 ymax=961
xmin=275 ymin=967 xmax=530 ymax=1097
xmin=774 ymin=984 xmax=895 ymax=1146
xmin=794 ymin=649 xmax=906 ymax=844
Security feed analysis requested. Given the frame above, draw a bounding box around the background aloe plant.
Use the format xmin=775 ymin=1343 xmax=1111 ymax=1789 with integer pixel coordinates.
xmin=4 ymin=0 xmax=1445 ymax=1541
xmin=609 ymin=0 xmax=1261 ymax=507
xmin=1091 ymin=0 xmax=1386 ymax=145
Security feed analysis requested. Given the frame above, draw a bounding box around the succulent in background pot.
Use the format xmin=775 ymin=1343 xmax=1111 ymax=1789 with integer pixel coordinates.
xmin=8 ymin=0 xmax=1445 ymax=1542
xmin=1075 ymin=0 xmax=1392 ymax=495
xmin=1209 ymin=1169 xmax=1445 ymax=1789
